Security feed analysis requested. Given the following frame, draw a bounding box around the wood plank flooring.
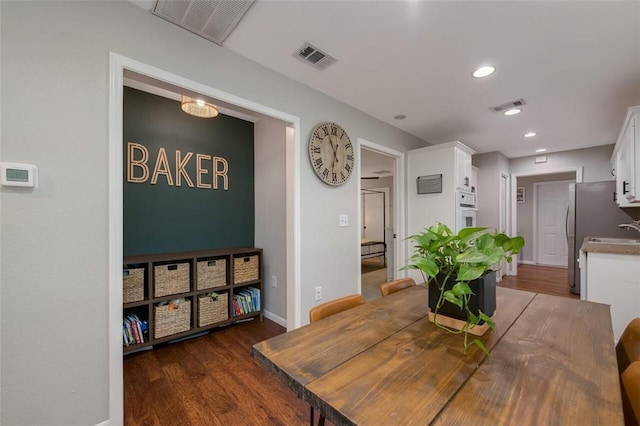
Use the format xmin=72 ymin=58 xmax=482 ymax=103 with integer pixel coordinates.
xmin=498 ymin=264 xmax=578 ymax=299
xmin=124 ymin=264 xmax=573 ymax=425
xmin=124 ymin=318 xmax=313 ymax=426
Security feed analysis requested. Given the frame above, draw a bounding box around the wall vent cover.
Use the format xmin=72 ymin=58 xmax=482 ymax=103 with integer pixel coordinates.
xmin=294 ymin=42 xmax=337 ymax=70
xmin=489 ymin=98 xmax=527 ymax=113
xmin=152 ymin=0 xmax=255 ymax=46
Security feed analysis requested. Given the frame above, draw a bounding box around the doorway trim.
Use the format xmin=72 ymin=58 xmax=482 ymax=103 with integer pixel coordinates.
xmin=532 ymin=180 xmax=575 ymax=266
xmin=357 ymin=139 xmax=406 ymax=294
xmin=510 ymin=167 xmax=583 ymax=275
xmin=108 ymin=53 xmax=301 ymax=424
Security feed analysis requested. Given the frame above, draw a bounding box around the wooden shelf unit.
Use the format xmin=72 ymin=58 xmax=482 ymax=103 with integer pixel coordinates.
xmin=122 ymin=247 xmax=263 ymax=354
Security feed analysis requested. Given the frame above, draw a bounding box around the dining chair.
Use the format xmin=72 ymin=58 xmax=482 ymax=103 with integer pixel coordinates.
xmin=309 ymin=294 xmax=366 ymax=323
xmin=380 ymin=277 xmax=416 ymax=297
xmin=621 ymin=361 xmax=640 ymax=425
xmin=616 ymin=318 xmax=640 ymax=425
xmin=308 ymin=293 xmax=366 ymax=425
xmin=617 ymin=318 xmax=640 ymax=373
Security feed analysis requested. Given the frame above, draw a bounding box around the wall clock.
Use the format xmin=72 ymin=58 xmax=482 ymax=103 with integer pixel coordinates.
xmin=309 ymin=121 xmax=355 ymax=186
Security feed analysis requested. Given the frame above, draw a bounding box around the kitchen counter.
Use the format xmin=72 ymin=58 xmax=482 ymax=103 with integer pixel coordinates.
xmin=581 ymin=236 xmax=640 ymax=255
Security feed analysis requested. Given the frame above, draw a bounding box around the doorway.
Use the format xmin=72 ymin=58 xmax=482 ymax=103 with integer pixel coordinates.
xmin=534 ymin=180 xmax=573 ymax=267
xmin=358 ymin=142 xmax=404 ymax=301
xmin=109 ymin=53 xmax=301 ymax=422
xmin=511 ymin=168 xmax=581 ymax=276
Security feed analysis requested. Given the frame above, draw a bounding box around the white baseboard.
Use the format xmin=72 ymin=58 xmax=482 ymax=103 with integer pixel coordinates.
xmin=263 ymin=310 xmax=286 ymax=328
xmin=519 ymin=260 xmax=535 ymax=265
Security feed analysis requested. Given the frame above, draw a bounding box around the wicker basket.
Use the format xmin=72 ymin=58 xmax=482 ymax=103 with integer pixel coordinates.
xmin=198 ymin=292 xmax=229 ymax=326
xmin=154 ymin=262 xmax=190 ymax=297
xmin=123 ymin=267 xmax=145 ymax=303
xmin=197 ymin=258 xmax=227 ymax=290
xmin=234 ymin=255 xmax=259 ymax=284
xmin=154 ymin=299 xmax=191 ymax=339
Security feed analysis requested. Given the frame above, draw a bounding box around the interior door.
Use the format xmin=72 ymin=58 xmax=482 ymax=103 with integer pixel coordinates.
xmin=536 ymin=181 xmax=570 ymax=267
xmin=362 ymin=190 xmax=385 ymax=241
xmin=498 ymin=174 xmax=508 ymax=280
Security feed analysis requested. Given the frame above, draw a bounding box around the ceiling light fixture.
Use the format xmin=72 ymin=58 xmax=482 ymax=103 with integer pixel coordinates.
xmin=181 ymin=95 xmax=219 ymax=118
xmin=504 ymin=108 xmax=521 ymax=116
xmin=524 ymin=132 xmax=537 ymax=138
xmin=536 ymin=148 xmax=547 ymax=153
xmin=472 ymin=66 xmax=496 ymax=78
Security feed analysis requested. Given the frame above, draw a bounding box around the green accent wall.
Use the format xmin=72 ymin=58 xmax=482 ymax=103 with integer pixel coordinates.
xmin=123 ymin=87 xmax=254 ymax=256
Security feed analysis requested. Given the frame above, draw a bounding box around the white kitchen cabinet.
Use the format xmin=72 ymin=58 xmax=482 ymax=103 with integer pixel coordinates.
xmin=580 ymin=249 xmax=640 ymax=342
xmin=455 ymin=145 xmax=473 ymax=191
xmin=612 ymin=105 xmax=640 ymax=206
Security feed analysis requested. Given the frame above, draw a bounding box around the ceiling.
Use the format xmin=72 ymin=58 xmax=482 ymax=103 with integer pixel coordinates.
xmin=132 ymin=1 xmax=640 ymax=161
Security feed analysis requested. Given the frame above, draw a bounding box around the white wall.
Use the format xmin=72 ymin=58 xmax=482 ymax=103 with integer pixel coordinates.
xmin=473 ymin=151 xmax=510 ymax=231
xmin=407 ymin=145 xmax=457 ymax=284
xmin=0 ymin=2 xmax=426 ymax=425
xmin=254 ymin=118 xmax=288 ymax=324
xmin=510 ymin=145 xmax=615 ymax=183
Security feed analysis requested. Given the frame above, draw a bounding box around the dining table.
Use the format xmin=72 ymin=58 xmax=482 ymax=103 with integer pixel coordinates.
xmin=251 ymin=285 xmax=624 ymax=425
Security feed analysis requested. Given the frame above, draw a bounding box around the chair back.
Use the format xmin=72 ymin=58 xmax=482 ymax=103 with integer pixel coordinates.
xmin=380 ymin=277 xmax=416 ymax=297
xmin=309 ymin=294 xmax=365 ymax=323
xmin=622 ymin=361 xmax=640 ymax=424
xmin=617 ymin=318 xmax=640 ymax=374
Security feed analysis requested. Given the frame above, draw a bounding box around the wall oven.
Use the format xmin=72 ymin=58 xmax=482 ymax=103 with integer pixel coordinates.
xmin=456 ymin=190 xmax=477 ymax=232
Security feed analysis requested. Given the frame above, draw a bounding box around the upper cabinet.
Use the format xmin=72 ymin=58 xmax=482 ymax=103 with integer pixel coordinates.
xmin=454 ymin=145 xmax=474 ymax=191
xmin=612 ymin=105 xmax=640 ymax=207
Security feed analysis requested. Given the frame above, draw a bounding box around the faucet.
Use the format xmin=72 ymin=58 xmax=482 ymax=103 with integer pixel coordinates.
xmin=618 ymin=219 xmax=640 ymax=233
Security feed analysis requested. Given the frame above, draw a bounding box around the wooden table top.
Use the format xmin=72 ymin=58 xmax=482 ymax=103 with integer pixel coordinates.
xmin=252 ymin=285 xmax=623 ymax=425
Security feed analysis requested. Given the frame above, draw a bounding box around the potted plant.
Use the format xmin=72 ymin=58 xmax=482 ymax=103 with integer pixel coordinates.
xmin=403 ymin=223 xmax=524 ymax=355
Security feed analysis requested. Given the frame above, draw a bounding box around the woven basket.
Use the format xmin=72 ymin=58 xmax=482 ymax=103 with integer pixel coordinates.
xmin=154 ymin=262 xmax=190 ymax=297
xmin=197 ymin=258 xmax=227 ymax=290
xmin=123 ymin=267 xmax=144 ymax=303
xmin=154 ymin=299 xmax=191 ymax=339
xmin=198 ymin=292 xmax=229 ymax=326
xmin=234 ymin=255 xmax=259 ymax=284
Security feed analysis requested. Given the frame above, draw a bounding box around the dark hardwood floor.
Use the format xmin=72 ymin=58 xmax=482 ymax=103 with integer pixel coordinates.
xmin=124 ymin=264 xmax=573 ymax=425
xmin=498 ymin=264 xmax=578 ymax=299
xmin=124 ymin=318 xmax=313 ymax=426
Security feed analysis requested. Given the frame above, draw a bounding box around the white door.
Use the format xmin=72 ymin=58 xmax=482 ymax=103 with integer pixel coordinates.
xmin=498 ymin=174 xmax=508 ymax=279
xmin=362 ymin=189 xmax=386 ymax=241
xmin=535 ymin=181 xmax=570 ymax=267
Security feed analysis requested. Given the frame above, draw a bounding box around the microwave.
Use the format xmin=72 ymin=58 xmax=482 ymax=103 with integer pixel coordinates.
xmin=456 ymin=190 xmax=476 ymax=208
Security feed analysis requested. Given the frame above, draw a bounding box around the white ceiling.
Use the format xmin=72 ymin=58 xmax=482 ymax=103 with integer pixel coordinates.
xmin=132 ymin=1 xmax=640 ymax=161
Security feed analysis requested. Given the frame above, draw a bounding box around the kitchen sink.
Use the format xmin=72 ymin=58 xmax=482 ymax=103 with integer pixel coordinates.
xmin=587 ymin=237 xmax=640 ymax=245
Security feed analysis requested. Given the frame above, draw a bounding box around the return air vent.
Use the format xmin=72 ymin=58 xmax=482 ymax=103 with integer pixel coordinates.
xmin=152 ymin=0 xmax=255 ymax=46
xmin=489 ymin=98 xmax=527 ymax=113
xmin=295 ymin=42 xmax=337 ymax=70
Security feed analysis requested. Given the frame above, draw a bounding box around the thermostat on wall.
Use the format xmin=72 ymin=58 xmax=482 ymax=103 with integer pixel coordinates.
xmin=0 ymin=162 xmax=38 ymax=188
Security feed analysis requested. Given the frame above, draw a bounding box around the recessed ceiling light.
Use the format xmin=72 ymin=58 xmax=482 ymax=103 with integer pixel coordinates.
xmin=472 ymin=66 xmax=496 ymax=78
xmin=524 ymin=132 xmax=537 ymax=138
xmin=504 ymin=108 xmax=521 ymax=116
xmin=394 ymin=114 xmax=406 ymax=120
xmin=536 ymin=148 xmax=547 ymax=153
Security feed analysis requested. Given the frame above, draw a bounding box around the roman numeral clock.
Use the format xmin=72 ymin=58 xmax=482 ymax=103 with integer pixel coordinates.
xmin=309 ymin=122 xmax=355 ymax=186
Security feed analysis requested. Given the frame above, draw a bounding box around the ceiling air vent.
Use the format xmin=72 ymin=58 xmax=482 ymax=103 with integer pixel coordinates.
xmin=295 ymin=42 xmax=337 ymax=70
xmin=152 ymin=0 xmax=255 ymax=46
xmin=489 ymin=98 xmax=527 ymax=113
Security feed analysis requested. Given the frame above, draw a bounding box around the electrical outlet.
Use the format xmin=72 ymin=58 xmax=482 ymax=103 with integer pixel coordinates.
xmin=315 ymin=286 xmax=322 ymax=301
xmin=271 ymin=275 xmax=277 ymax=288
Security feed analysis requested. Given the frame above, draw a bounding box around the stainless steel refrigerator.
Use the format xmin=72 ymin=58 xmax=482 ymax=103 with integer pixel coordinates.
xmin=567 ymin=181 xmax=638 ymax=294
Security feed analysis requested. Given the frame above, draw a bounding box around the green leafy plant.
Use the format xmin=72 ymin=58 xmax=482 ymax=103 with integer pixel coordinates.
xmin=403 ymin=223 xmax=524 ymax=355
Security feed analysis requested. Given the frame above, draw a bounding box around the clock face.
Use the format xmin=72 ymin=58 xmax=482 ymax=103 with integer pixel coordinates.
xmin=309 ymin=122 xmax=355 ymax=186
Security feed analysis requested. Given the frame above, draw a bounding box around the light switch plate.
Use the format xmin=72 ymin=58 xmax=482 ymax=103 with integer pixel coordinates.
xmin=339 ymin=214 xmax=348 ymax=227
